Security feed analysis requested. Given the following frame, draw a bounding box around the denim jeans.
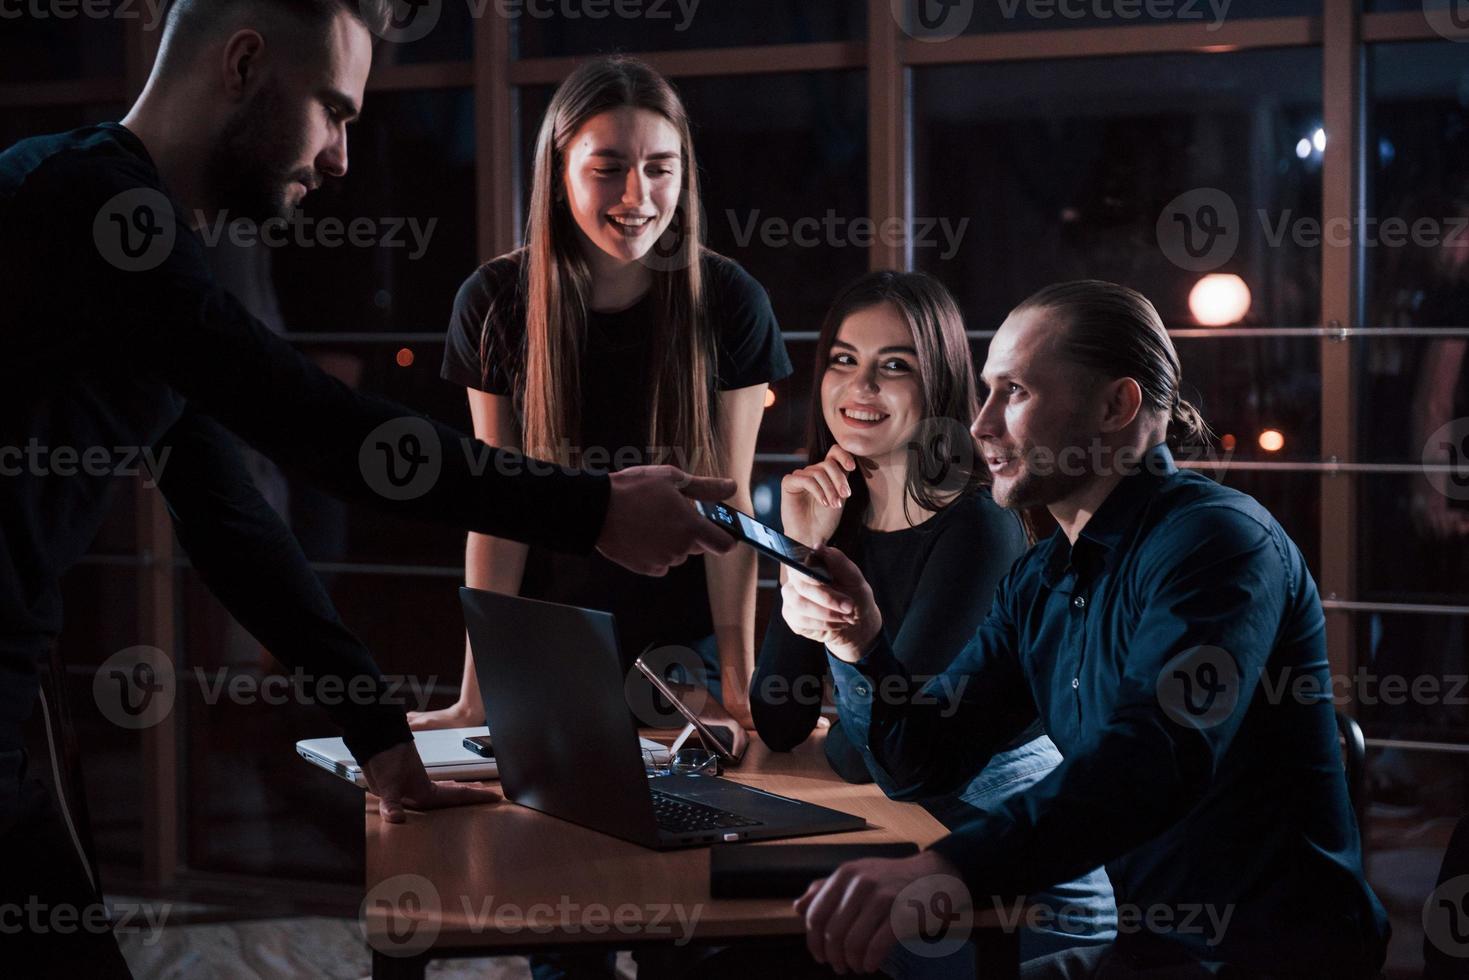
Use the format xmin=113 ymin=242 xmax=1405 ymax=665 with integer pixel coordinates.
xmin=881 ymin=735 xmax=1117 ymax=980
xmin=924 ymin=735 xmax=1117 ymax=956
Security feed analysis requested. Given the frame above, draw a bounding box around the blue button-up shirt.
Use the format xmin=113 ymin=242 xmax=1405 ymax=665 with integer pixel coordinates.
xmin=832 ymin=444 xmax=1389 ymax=974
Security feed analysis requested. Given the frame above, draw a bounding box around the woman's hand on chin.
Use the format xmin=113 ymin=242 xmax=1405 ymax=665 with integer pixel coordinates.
xmin=780 ymin=444 xmax=860 ymax=548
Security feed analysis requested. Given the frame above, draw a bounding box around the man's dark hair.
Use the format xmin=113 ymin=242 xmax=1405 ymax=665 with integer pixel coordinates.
xmin=160 ymin=0 xmax=393 ymax=59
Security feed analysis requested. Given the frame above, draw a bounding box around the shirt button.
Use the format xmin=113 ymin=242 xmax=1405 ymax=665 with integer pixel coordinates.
xmin=1072 ymin=595 xmax=1087 ymax=610
xmin=854 ymin=683 xmax=870 ymax=698
xmin=1072 ymin=678 xmax=1080 ymax=690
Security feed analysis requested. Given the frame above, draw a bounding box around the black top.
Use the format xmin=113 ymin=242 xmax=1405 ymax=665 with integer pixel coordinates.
xmin=842 ymin=445 xmax=1390 ymax=975
xmin=751 ymin=490 xmax=1037 ymax=786
xmin=0 ymin=123 xmax=612 ymax=761
xmin=442 ymin=250 xmax=792 ymax=663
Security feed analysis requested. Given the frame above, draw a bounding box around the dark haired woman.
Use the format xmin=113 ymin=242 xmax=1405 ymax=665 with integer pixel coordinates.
xmin=752 ymin=271 xmax=1115 ymax=962
xmin=410 ymin=56 xmax=790 ymax=755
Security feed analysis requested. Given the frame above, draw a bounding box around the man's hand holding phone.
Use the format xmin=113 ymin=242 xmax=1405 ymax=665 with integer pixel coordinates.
xmin=595 ymin=465 xmax=738 ymax=576
xmin=780 ymin=545 xmax=882 ymax=664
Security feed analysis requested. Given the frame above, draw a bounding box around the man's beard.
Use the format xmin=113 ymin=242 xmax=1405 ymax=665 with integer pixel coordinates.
xmin=205 ymin=84 xmax=316 ymax=223
xmin=989 ymin=419 xmax=1098 ymax=511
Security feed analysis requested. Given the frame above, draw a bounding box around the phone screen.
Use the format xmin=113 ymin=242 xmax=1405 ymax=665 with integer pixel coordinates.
xmin=696 ymin=502 xmax=833 ymax=583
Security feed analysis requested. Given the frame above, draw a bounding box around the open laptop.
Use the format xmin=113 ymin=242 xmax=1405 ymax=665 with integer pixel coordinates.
xmin=460 ymin=587 xmax=866 ymax=849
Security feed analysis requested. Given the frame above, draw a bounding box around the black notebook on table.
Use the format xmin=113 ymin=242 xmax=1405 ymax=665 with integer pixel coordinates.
xmin=710 ymin=843 xmax=921 ymax=898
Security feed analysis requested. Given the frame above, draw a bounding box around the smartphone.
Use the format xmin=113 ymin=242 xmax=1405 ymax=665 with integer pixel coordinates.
xmin=462 ymin=735 xmax=495 ymax=758
xmin=694 ymin=501 xmax=833 ymax=583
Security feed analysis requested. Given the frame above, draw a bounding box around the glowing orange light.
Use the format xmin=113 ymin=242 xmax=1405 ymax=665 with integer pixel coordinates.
xmin=1221 ymin=433 xmax=1237 ymax=452
xmin=1258 ymin=429 xmax=1285 ymax=453
xmin=764 ymin=389 xmax=777 ymax=408
xmin=396 ymin=347 xmax=415 ymax=368
xmin=1188 ymin=274 xmax=1252 ymax=327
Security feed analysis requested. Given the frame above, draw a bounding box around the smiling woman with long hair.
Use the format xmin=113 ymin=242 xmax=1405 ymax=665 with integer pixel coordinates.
xmin=417 ymin=55 xmax=790 ymax=980
xmin=413 ymin=57 xmax=789 ymax=740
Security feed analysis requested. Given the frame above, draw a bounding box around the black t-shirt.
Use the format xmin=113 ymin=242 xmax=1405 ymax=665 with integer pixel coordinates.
xmin=442 ymin=250 xmax=792 ymax=663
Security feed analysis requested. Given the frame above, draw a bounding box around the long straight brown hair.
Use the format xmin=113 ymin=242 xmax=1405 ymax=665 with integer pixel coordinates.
xmin=503 ymin=56 xmax=718 ymax=474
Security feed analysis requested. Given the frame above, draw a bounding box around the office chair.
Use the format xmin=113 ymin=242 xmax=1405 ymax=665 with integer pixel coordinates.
xmin=1337 ymin=709 xmax=1366 ymax=826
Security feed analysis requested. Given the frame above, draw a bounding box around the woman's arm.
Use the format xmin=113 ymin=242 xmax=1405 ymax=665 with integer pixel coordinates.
xmin=408 ymin=390 xmax=530 ymax=729
xmin=887 ymin=496 xmax=1029 ymax=677
xmin=703 ymin=383 xmax=767 ymax=729
xmin=751 ymin=587 xmax=828 ymax=750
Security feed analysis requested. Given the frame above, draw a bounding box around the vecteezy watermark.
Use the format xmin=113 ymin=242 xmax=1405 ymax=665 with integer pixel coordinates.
xmin=996 ymin=0 xmax=1231 ymax=29
xmin=626 ymin=645 xmax=710 ymax=727
xmin=636 ymin=197 xmax=706 ymax=274
xmin=360 ymin=423 xmax=717 ymax=503
xmin=1426 ymin=874 xmax=1469 ymax=958
xmin=196 ymin=211 xmax=438 ymax=261
xmin=94 ymin=650 xmax=438 ymax=730
xmin=0 ymin=897 xmax=172 ymax=947
xmin=891 ymin=0 xmax=1230 ymax=41
xmin=452 ymin=895 xmax=704 ymax=944
xmin=94 ymin=187 xmax=177 ymax=273
xmin=361 ymin=875 xmax=706 ymax=958
xmin=0 ymin=440 xmax=171 ymax=486
xmin=725 ymin=210 xmax=970 ymax=262
xmin=768 ymin=671 xmax=971 ymax=719
xmin=94 ymin=646 xmax=176 ymax=731
xmin=909 ymin=416 xmax=979 ymax=495
xmin=751 ymin=671 xmax=831 ymax=709
xmin=362 ymin=874 xmax=442 ymax=957
xmin=191 ymin=668 xmax=438 ymax=713
xmin=0 ymin=0 xmax=168 ymax=30
xmin=893 ymin=873 xmax=974 ymax=958
xmin=1003 ymin=439 xmax=1236 ymax=483
xmin=1155 ymin=659 xmax=1469 ymax=720
xmin=1156 ymin=188 xmax=1240 ymax=273
xmin=366 ymin=0 xmax=701 ymax=44
xmin=1156 ymin=645 xmax=1242 ymax=730
xmin=1158 ymin=189 xmax=1469 ymax=271
xmin=1423 ymin=0 xmax=1469 ymax=43
xmin=891 ymin=0 xmax=974 ymax=41
xmin=991 ymin=897 xmax=1234 ymax=946
xmin=1256 ymin=667 xmax=1469 ymax=710
xmin=359 ymin=416 xmax=443 ymax=502
xmin=1422 ymin=418 xmax=1469 ymax=502
xmin=93 ymin=189 xmax=442 ymax=271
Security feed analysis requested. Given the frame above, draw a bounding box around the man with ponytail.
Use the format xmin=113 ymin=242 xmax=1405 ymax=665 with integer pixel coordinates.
xmin=782 ymin=281 xmax=1389 ymax=977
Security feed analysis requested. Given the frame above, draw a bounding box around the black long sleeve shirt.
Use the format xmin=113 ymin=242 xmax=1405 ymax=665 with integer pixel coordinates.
xmin=0 ymin=123 xmax=611 ymax=761
xmin=835 ymin=444 xmax=1390 ymax=975
xmin=750 ymin=489 xmax=1037 ymax=787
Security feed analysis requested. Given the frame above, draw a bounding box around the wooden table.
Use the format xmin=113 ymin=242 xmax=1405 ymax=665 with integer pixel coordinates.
xmin=363 ymin=732 xmax=1019 ymax=979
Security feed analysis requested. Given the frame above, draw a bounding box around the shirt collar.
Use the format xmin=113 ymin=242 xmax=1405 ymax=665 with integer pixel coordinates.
xmin=1038 ymin=442 xmax=1177 ymax=587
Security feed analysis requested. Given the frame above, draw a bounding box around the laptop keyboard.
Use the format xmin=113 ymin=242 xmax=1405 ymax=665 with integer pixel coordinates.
xmin=650 ymin=789 xmax=763 ymax=834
